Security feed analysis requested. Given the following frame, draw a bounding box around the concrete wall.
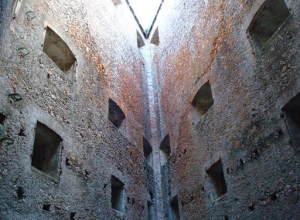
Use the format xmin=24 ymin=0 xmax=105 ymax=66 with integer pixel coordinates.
xmin=0 ymin=0 xmax=147 ymax=219
xmin=154 ymin=0 xmax=300 ymax=219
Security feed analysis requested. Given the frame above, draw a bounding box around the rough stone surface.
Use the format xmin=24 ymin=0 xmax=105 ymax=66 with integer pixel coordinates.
xmin=1 ymin=0 xmax=300 ymax=219
xmin=153 ymin=0 xmax=300 ymax=219
xmin=0 ymin=0 xmax=146 ymax=219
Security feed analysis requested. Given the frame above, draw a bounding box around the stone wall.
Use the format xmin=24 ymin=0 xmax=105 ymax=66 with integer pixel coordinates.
xmin=154 ymin=0 xmax=300 ymax=219
xmin=1 ymin=0 xmax=300 ymax=219
xmin=0 ymin=0 xmax=147 ymax=219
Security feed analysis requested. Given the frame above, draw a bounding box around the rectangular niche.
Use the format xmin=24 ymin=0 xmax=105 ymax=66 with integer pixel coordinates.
xmin=43 ymin=27 xmax=76 ymax=75
xmin=111 ymin=175 xmax=124 ymax=212
xmin=206 ymin=159 xmax=227 ymax=199
xmin=143 ymin=137 xmax=153 ymax=166
xmin=192 ymin=81 xmax=214 ymax=116
xmin=171 ymin=196 xmax=180 ymax=220
xmin=31 ymin=121 xmax=62 ymax=179
xmin=248 ymin=0 xmax=290 ymax=49
xmin=108 ymin=99 xmax=126 ymax=133
xmin=282 ymin=93 xmax=300 ymax=153
xmin=160 ymin=135 xmax=170 ymax=165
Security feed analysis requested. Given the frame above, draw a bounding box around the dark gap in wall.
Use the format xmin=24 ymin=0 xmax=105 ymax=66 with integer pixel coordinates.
xmin=282 ymin=93 xmax=300 ymax=152
xmin=70 ymin=212 xmax=76 ymax=220
xmin=276 ymin=129 xmax=283 ymax=136
xmin=253 ymin=148 xmax=259 ymax=156
xmin=0 ymin=113 xmax=6 ymax=125
xmin=271 ymin=192 xmax=278 ymax=201
xmin=206 ymin=159 xmax=227 ymax=198
xmin=239 ymin=159 xmax=244 ymax=166
xmin=248 ymin=0 xmax=290 ymax=48
xmin=248 ymin=204 xmax=255 ymax=212
xmin=131 ymin=198 xmax=135 ymax=205
xmin=149 ymin=191 xmax=154 ymax=200
xmin=127 ymin=196 xmax=130 ymax=204
xmin=192 ymin=81 xmax=214 ymax=116
xmin=224 ymin=215 xmax=229 ymax=220
xmin=159 ymin=135 xmax=170 ymax=165
xmin=111 ymin=175 xmax=124 ymax=212
xmin=43 ymin=203 xmax=51 ymax=211
xmin=66 ymin=158 xmax=71 ymax=166
xmin=43 ymin=27 xmax=76 ymax=73
xmin=84 ymin=169 xmax=90 ymax=178
xmin=8 ymin=93 xmax=22 ymax=103
xmin=31 ymin=121 xmax=62 ymax=179
xmin=17 ymin=186 xmax=24 ymax=199
xmin=171 ymin=195 xmax=180 ymax=220
xmin=108 ymin=99 xmax=126 ymax=128
xmin=143 ymin=137 xmax=152 ymax=165
xmin=18 ymin=128 xmax=26 ymax=136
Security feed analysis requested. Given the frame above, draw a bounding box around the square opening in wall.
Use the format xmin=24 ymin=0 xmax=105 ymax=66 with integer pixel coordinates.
xmin=108 ymin=99 xmax=126 ymax=129
xmin=111 ymin=175 xmax=124 ymax=212
xmin=192 ymin=81 xmax=214 ymax=116
xmin=143 ymin=137 xmax=153 ymax=165
xmin=31 ymin=122 xmax=62 ymax=179
xmin=248 ymin=0 xmax=290 ymax=48
xmin=160 ymin=135 xmax=170 ymax=165
xmin=43 ymin=27 xmax=76 ymax=74
xmin=282 ymin=93 xmax=300 ymax=153
xmin=206 ymin=159 xmax=227 ymax=199
xmin=171 ymin=196 xmax=180 ymax=220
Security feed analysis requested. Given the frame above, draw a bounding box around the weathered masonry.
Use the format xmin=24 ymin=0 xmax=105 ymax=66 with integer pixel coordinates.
xmin=0 ymin=0 xmax=299 ymax=219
